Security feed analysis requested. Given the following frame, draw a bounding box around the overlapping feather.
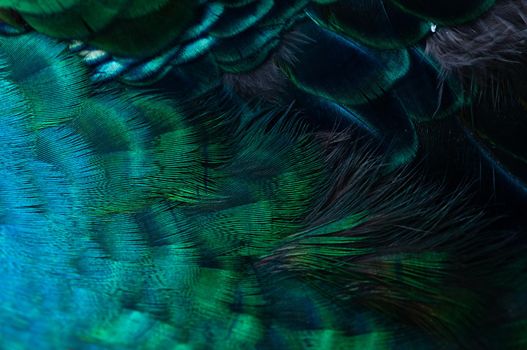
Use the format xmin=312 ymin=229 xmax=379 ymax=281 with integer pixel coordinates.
xmin=0 ymin=33 xmax=524 ymax=349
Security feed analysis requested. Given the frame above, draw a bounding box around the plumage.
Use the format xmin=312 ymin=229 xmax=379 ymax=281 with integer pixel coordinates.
xmin=0 ymin=1 xmax=525 ymax=349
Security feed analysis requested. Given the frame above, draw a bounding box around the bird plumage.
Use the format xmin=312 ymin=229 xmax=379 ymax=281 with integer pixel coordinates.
xmin=0 ymin=1 xmax=525 ymax=349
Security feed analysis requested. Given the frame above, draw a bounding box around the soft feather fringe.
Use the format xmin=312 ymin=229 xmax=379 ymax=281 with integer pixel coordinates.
xmin=426 ymin=0 xmax=527 ymax=76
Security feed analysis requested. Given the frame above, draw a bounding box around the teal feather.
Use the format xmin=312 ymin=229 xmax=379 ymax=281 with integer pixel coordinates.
xmin=0 ymin=1 xmax=525 ymax=349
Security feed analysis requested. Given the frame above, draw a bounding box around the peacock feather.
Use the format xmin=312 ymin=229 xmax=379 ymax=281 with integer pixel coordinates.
xmin=0 ymin=1 xmax=525 ymax=349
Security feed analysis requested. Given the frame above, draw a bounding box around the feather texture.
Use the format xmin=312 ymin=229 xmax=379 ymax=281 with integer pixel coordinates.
xmin=0 ymin=1 xmax=526 ymax=349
